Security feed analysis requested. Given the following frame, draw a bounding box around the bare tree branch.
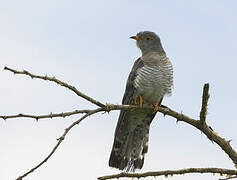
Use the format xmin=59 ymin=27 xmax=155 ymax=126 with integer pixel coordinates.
xmin=97 ymin=168 xmax=237 ymax=180
xmin=0 ymin=109 xmax=91 ymax=121
xmin=4 ymin=66 xmax=105 ymax=107
xmin=13 ymin=104 xmax=237 ymax=180
xmin=2 ymin=67 xmax=237 ymax=179
xmin=200 ymin=83 xmax=209 ymax=124
xmin=160 ymin=107 xmax=237 ymax=166
xmin=16 ymin=107 xmax=104 ymax=180
xmin=219 ymin=175 xmax=237 ymax=180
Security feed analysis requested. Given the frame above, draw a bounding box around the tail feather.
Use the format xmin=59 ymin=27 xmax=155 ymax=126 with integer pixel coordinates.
xmin=109 ymin=117 xmax=151 ymax=171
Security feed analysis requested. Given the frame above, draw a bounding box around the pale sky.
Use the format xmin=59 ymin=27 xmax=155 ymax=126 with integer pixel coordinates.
xmin=0 ymin=0 xmax=237 ymax=180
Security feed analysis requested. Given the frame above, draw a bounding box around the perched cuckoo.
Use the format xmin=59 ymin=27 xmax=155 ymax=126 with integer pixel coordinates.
xmin=109 ymin=31 xmax=173 ymax=171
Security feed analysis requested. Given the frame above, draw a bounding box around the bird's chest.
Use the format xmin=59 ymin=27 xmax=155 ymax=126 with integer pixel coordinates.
xmin=134 ymin=65 xmax=172 ymax=103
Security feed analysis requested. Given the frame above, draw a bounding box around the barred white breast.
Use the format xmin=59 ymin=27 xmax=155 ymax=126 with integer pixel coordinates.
xmin=134 ymin=55 xmax=173 ymax=104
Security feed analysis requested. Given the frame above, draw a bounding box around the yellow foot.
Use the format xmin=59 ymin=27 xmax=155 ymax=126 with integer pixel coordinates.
xmin=134 ymin=95 xmax=143 ymax=108
xmin=134 ymin=95 xmax=138 ymax=105
xmin=139 ymin=95 xmax=143 ymax=108
xmin=152 ymin=102 xmax=159 ymax=114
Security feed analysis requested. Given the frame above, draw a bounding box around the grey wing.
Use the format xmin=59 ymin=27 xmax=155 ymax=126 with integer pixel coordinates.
xmin=115 ymin=58 xmax=144 ymax=135
xmin=109 ymin=58 xmax=145 ymax=170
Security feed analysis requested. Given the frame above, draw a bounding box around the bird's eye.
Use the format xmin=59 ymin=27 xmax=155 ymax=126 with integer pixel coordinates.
xmin=145 ymin=36 xmax=152 ymax=41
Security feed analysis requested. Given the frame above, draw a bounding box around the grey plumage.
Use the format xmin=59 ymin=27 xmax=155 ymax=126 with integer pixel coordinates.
xmin=109 ymin=31 xmax=173 ymax=171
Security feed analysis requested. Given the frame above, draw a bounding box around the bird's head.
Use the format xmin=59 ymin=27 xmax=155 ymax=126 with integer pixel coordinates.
xmin=130 ymin=31 xmax=165 ymax=55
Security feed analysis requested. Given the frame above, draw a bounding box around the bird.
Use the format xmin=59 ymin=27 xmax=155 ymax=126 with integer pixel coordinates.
xmin=109 ymin=31 xmax=173 ymax=172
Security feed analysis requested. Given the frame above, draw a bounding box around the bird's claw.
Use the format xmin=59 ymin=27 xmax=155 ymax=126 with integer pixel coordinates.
xmin=152 ymin=102 xmax=159 ymax=114
xmin=134 ymin=95 xmax=143 ymax=108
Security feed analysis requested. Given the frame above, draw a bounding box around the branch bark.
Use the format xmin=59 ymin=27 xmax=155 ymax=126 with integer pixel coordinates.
xmin=220 ymin=175 xmax=237 ymax=180
xmin=16 ymin=108 xmax=103 ymax=180
xmin=0 ymin=109 xmax=90 ymax=121
xmin=200 ymin=83 xmax=209 ymax=124
xmin=97 ymin=168 xmax=237 ymax=180
xmin=4 ymin=66 xmax=105 ymax=107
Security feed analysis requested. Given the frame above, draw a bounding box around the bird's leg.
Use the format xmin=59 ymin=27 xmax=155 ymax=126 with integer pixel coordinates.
xmin=152 ymin=101 xmax=159 ymax=114
xmin=134 ymin=95 xmax=138 ymax=105
xmin=134 ymin=95 xmax=143 ymax=107
xmin=139 ymin=95 xmax=143 ymax=108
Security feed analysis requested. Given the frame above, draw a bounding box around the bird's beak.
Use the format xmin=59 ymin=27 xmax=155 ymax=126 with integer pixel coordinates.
xmin=130 ymin=36 xmax=140 ymax=41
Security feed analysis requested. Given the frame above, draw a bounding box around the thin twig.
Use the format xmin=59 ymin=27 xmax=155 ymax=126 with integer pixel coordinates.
xmin=4 ymin=66 xmax=105 ymax=107
xmin=16 ymin=107 xmax=103 ymax=180
xmin=0 ymin=109 xmax=90 ymax=121
xmin=97 ymin=168 xmax=237 ymax=180
xmin=200 ymin=83 xmax=210 ymax=124
xmin=159 ymin=104 xmax=237 ymax=166
xmin=0 ymin=104 xmax=151 ymax=121
xmin=219 ymin=175 xmax=237 ymax=180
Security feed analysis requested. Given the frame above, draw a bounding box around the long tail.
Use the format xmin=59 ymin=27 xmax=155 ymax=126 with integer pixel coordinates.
xmin=109 ymin=110 xmax=153 ymax=171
